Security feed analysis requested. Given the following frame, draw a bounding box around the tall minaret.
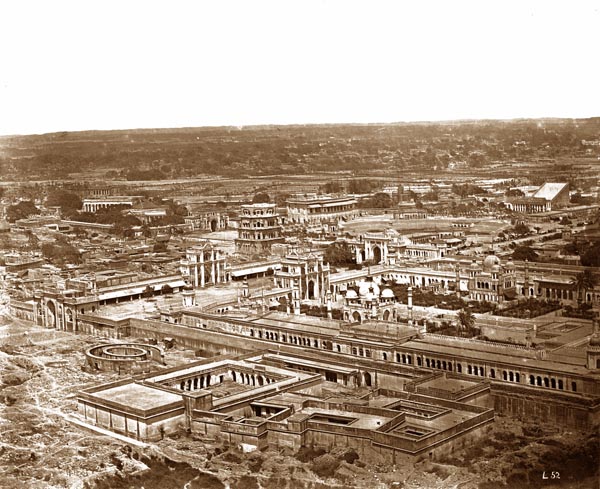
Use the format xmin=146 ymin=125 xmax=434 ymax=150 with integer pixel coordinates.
xmin=523 ymin=259 xmax=530 ymax=298
xmin=407 ymin=286 xmax=413 ymax=326
xmin=292 ymin=279 xmax=301 ymax=315
xmin=586 ymin=317 xmax=600 ymax=370
xmin=455 ymin=263 xmax=461 ymax=298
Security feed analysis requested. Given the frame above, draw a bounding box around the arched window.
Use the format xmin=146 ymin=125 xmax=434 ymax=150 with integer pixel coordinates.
xmin=490 ymin=369 xmax=496 ymax=379
xmin=529 ymin=375 xmax=535 ymax=385
xmin=456 ymin=364 xmax=462 ymax=373
xmin=502 ymin=370 xmax=507 ymax=381
xmin=515 ymin=373 xmax=520 ymax=383
xmin=383 ymin=352 xmax=387 ymax=361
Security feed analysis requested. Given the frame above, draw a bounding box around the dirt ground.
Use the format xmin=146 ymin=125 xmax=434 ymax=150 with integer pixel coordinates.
xmin=0 ymin=316 xmax=597 ymax=489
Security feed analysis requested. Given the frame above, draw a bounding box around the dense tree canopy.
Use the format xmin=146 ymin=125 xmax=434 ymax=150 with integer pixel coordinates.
xmin=251 ymin=192 xmax=270 ymax=204
xmin=46 ymin=190 xmax=82 ymax=215
xmin=359 ymin=192 xmax=394 ymax=209
xmin=7 ymin=201 xmax=40 ymax=222
xmin=512 ymin=245 xmax=539 ymax=262
xmin=324 ymin=242 xmax=355 ymax=267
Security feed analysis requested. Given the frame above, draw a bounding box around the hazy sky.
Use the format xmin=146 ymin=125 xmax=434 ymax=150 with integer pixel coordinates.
xmin=1 ymin=1 xmax=599 ymax=136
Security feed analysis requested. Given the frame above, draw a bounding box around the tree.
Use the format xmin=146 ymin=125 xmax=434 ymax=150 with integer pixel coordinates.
xmin=46 ymin=190 xmax=82 ymax=214
xmin=512 ymin=245 xmax=538 ymax=262
xmin=321 ymin=181 xmax=343 ymax=194
xmin=359 ymin=192 xmax=394 ymax=209
xmin=324 ymin=242 xmax=354 ymax=267
xmin=573 ymin=269 xmax=597 ymax=304
xmin=511 ymin=222 xmax=531 ymax=236
xmin=251 ymin=192 xmax=270 ymax=204
xmin=505 ymin=188 xmax=525 ymax=197
xmin=161 ymin=284 xmax=173 ymax=295
xmin=7 ymin=201 xmax=40 ymax=222
xmin=142 ymin=285 xmax=154 ymax=298
xmin=457 ymin=309 xmax=476 ymax=337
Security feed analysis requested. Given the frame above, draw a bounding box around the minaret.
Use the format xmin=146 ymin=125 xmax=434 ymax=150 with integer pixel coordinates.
xmin=407 ymin=286 xmax=413 ymax=326
xmin=326 ymin=291 xmax=333 ymax=319
xmin=242 ymin=277 xmax=250 ymax=299
xmin=455 ymin=263 xmax=461 ymax=298
xmin=586 ymin=317 xmax=600 ymax=370
xmin=523 ymin=259 xmax=530 ymax=298
xmin=292 ymin=279 xmax=301 ymax=315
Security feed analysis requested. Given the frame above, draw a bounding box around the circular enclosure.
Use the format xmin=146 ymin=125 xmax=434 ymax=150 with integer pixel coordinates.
xmin=85 ymin=342 xmax=164 ymax=374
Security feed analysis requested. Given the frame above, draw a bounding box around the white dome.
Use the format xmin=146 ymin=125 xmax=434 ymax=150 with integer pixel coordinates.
xmin=358 ymin=280 xmax=380 ymax=297
xmin=381 ymin=288 xmax=395 ymax=299
xmin=483 ymin=254 xmax=501 ymax=272
xmin=346 ymin=289 xmax=358 ymax=299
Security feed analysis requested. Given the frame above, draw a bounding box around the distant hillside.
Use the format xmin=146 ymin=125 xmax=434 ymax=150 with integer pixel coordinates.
xmin=1 ymin=118 xmax=599 ymax=181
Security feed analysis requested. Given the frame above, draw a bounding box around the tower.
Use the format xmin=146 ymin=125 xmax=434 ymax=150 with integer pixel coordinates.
xmin=586 ymin=318 xmax=600 ymax=370
xmin=235 ymin=203 xmax=284 ymax=255
xmin=292 ymin=279 xmax=301 ymax=315
xmin=182 ymin=288 xmax=196 ymax=308
xmin=326 ymin=291 xmax=332 ymax=320
xmin=407 ymin=286 xmax=413 ymax=326
xmin=242 ymin=277 xmax=250 ymax=299
xmin=523 ymin=259 xmax=530 ymax=298
xmin=455 ymin=263 xmax=461 ymax=298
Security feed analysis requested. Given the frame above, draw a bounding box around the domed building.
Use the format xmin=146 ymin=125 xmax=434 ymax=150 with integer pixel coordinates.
xmin=467 ymin=253 xmax=517 ymax=303
xmin=342 ymin=276 xmax=397 ymax=323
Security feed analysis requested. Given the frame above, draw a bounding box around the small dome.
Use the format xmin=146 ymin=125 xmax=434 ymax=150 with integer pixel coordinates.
xmin=483 ymin=254 xmax=501 ymax=272
xmin=345 ymin=289 xmax=358 ymax=299
xmin=381 ymin=288 xmax=395 ymax=299
xmin=491 ymin=264 xmax=501 ymax=272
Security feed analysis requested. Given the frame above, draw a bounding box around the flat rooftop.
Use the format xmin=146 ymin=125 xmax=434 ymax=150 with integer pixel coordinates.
xmin=93 ymin=383 xmax=181 ymax=411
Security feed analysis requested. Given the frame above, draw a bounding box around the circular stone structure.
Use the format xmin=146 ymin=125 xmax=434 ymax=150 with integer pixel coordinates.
xmin=85 ymin=342 xmax=164 ymax=374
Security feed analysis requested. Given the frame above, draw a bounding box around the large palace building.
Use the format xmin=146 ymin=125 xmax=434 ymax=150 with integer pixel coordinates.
xmin=286 ymin=195 xmax=358 ymax=226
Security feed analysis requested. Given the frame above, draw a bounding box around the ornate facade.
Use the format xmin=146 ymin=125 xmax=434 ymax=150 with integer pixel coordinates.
xmin=235 ymin=203 xmax=284 ymax=255
xmin=180 ymin=242 xmax=229 ymax=288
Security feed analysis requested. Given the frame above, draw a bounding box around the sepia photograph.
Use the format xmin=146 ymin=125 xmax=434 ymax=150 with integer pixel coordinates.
xmin=0 ymin=1 xmax=599 ymax=488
